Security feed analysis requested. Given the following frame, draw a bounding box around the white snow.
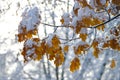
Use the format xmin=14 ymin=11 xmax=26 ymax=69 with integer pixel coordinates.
xmin=0 ymin=0 xmax=120 ymax=80
xmin=46 ymin=33 xmax=54 ymax=46
xmin=62 ymin=13 xmax=70 ymax=26
xmin=71 ymin=16 xmax=78 ymax=27
xmin=78 ymin=7 xmax=94 ymax=20
xmin=100 ymin=0 xmax=106 ymax=5
xmin=74 ymin=40 xmax=88 ymax=47
xmin=26 ymin=48 xmax=35 ymax=56
xmin=87 ymin=0 xmax=95 ymax=8
xmin=25 ymin=39 xmax=34 ymax=48
xmin=74 ymin=1 xmax=81 ymax=9
xmin=80 ymin=28 xmax=88 ymax=34
xmin=19 ymin=6 xmax=41 ymax=33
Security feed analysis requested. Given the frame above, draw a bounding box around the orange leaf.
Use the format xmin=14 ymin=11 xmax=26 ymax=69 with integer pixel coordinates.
xmin=74 ymin=45 xmax=82 ymax=55
xmin=94 ymin=0 xmax=103 ymax=7
xmin=110 ymin=59 xmax=116 ymax=68
xmin=112 ymin=0 xmax=120 ymax=5
xmin=60 ymin=18 xmax=64 ymax=24
xmin=33 ymin=38 xmax=40 ymax=42
xmin=52 ymin=35 xmax=60 ymax=48
xmin=26 ymin=32 xmax=32 ymax=38
xmin=93 ymin=48 xmax=100 ymax=58
xmin=49 ymin=54 xmax=55 ymax=60
xmin=54 ymin=53 xmax=64 ymax=66
xmin=64 ymin=45 xmax=69 ymax=53
xmin=17 ymin=34 xmax=25 ymax=42
xmin=82 ymin=17 xmax=92 ymax=27
xmin=35 ymin=54 xmax=42 ymax=60
xmin=92 ymin=40 xmax=99 ymax=48
xmin=70 ymin=57 xmax=80 ymax=72
xmin=74 ymin=8 xmax=79 ymax=16
xmin=109 ymin=39 xmax=118 ymax=50
xmin=79 ymin=33 xmax=88 ymax=41
xmin=102 ymin=42 xmax=109 ymax=48
xmin=79 ymin=0 xmax=92 ymax=9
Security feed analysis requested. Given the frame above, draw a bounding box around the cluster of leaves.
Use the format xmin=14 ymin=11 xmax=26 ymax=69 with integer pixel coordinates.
xmin=21 ymin=38 xmax=42 ymax=62
xmin=46 ymin=35 xmax=65 ymax=66
xmin=59 ymin=0 xmax=120 ymax=71
xmin=103 ymin=25 xmax=120 ymax=50
xmin=17 ymin=0 xmax=120 ymax=72
xmin=20 ymin=34 xmax=66 ymax=66
xmin=17 ymin=7 xmax=41 ymax=42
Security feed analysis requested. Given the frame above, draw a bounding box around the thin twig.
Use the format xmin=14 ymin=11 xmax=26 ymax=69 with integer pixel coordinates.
xmin=60 ymin=37 xmax=80 ymax=44
xmin=86 ymin=28 xmax=97 ymax=50
xmin=41 ymin=22 xmax=66 ymax=27
xmin=104 ymin=8 xmax=111 ymax=20
xmin=23 ymin=71 xmax=35 ymax=79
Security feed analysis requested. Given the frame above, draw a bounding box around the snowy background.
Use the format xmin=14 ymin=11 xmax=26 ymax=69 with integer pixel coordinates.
xmin=0 ymin=0 xmax=120 ymax=80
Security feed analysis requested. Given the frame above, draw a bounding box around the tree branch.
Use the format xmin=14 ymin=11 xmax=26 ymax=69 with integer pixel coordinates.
xmin=41 ymin=13 xmax=120 ymax=29
xmin=90 ymin=13 xmax=120 ymax=28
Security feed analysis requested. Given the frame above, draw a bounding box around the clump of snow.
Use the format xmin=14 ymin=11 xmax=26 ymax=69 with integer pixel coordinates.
xmin=74 ymin=1 xmax=81 ymax=9
xmin=61 ymin=13 xmax=70 ymax=26
xmin=71 ymin=16 xmax=78 ymax=27
xmin=94 ymin=12 xmax=108 ymax=21
xmin=46 ymin=33 xmax=54 ymax=46
xmin=74 ymin=40 xmax=88 ymax=47
xmin=26 ymin=48 xmax=35 ymax=56
xmin=71 ymin=0 xmax=81 ymax=17
xmin=87 ymin=0 xmax=95 ymax=8
xmin=80 ymin=28 xmax=88 ymax=34
xmin=25 ymin=39 xmax=34 ymax=48
xmin=78 ymin=7 xmax=94 ymax=20
xmin=18 ymin=6 xmax=41 ymax=33
xmin=23 ymin=38 xmax=41 ymax=61
xmin=100 ymin=0 xmax=106 ymax=5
